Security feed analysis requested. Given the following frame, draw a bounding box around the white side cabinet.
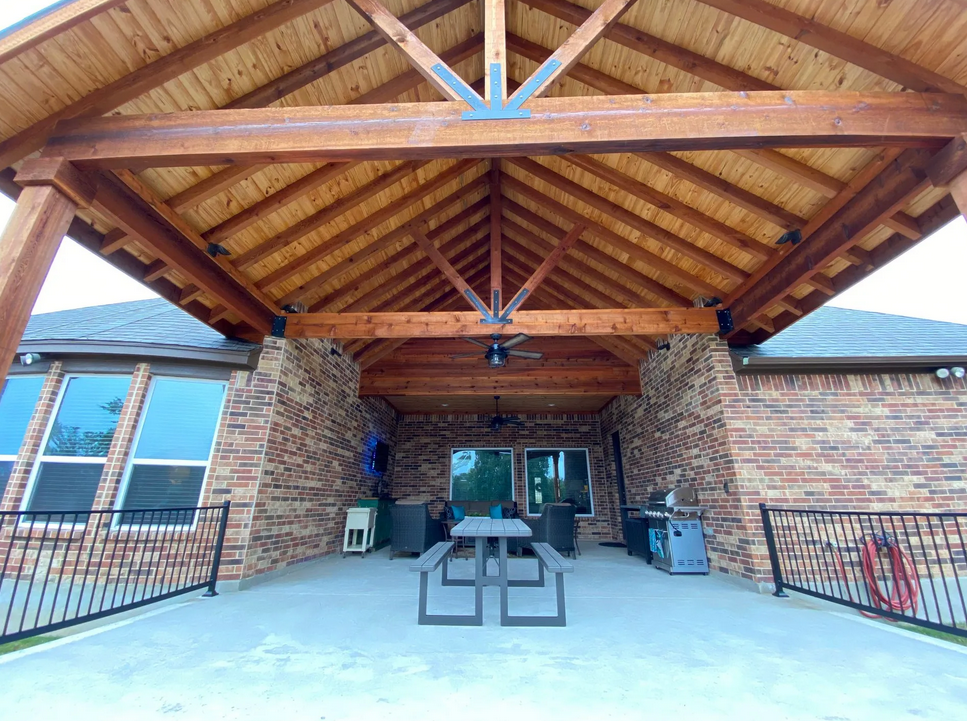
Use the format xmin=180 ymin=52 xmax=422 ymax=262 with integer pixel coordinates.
xmin=343 ymin=507 xmax=377 ymax=557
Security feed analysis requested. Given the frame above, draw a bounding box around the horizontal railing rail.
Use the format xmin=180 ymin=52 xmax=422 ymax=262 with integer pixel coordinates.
xmin=0 ymin=501 xmax=230 ymax=644
xmin=760 ymin=504 xmax=967 ymax=639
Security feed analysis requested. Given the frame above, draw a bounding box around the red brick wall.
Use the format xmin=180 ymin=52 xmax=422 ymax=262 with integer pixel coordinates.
xmin=601 ymin=334 xmax=967 ymax=586
xmin=391 ymin=414 xmax=616 ymax=541
xmin=240 ymin=338 xmax=398 ymax=578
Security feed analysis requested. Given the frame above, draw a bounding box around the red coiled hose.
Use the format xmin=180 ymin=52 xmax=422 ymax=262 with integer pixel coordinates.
xmin=831 ymin=534 xmax=919 ymax=620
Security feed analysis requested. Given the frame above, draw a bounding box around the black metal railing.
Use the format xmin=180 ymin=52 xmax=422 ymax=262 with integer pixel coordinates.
xmin=0 ymin=501 xmax=230 ymax=643
xmin=760 ymin=504 xmax=967 ymax=638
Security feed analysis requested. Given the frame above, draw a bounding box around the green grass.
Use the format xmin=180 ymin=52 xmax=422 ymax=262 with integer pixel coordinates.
xmin=896 ymin=623 xmax=967 ymax=647
xmin=0 ymin=635 xmax=55 ymax=655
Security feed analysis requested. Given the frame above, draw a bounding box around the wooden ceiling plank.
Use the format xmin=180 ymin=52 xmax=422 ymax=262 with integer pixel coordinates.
xmin=508 ymin=156 xmax=749 ymax=283
xmin=508 ymin=0 xmax=639 ymax=103
xmin=637 ymin=152 xmax=803 ymax=231
xmin=732 ymin=149 xmax=845 ymax=199
xmin=292 ymin=178 xmax=489 ymax=308
xmin=345 ymin=0 xmax=479 ymax=103
xmin=227 ymin=0 xmax=473 ymax=109
xmin=564 ymin=154 xmax=775 ymax=262
xmin=257 ymin=158 xmax=481 ymax=294
xmin=0 ymin=0 xmax=336 ymax=170
xmin=694 ymin=0 xmax=967 ymax=95
xmin=0 ymin=0 xmax=128 ymax=65
xmin=729 ymin=148 xmax=937 ymax=331
xmin=519 ymin=0 xmax=778 ymax=92
xmin=166 ymin=166 xmax=269 ymax=213
xmin=507 ymin=33 xmax=640 ymax=95
xmin=233 ymin=159 xmax=428 ymax=271
xmin=502 ymin=222 xmax=585 ymax=314
xmin=502 ymin=174 xmax=717 ymax=298
xmin=45 ymin=92 xmax=967 ymax=169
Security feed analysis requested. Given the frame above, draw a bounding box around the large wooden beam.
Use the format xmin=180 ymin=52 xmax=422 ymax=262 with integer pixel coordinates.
xmin=45 ymin=92 xmax=965 ymax=169
xmin=410 ymin=227 xmax=490 ymax=314
xmin=0 ymin=182 xmax=82 ymax=388
xmin=489 ymin=161 xmax=503 ymax=313
xmin=507 ymin=0 xmax=638 ymax=104
xmin=694 ymin=0 xmax=967 ymax=96
xmin=927 ymin=134 xmax=967 ymax=217
xmin=90 ymin=172 xmax=277 ymax=334
xmin=0 ymin=0 xmax=335 ymax=170
xmin=285 ymin=307 xmax=719 ymax=338
xmin=483 ymin=0 xmax=507 ymax=103
xmin=728 ymin=148 xmax=936 ymax=331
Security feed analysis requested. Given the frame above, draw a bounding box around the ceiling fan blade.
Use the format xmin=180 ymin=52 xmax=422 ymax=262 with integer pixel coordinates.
xmin=499 ymin=333 xmax=532 ymax=350
xmin=506 ymin=349 xmax=543 ymax=359
xmin=450 ymin=353 xmax=482 ymax=359
xmin=462 ymin=337 xmax=491 ymax=348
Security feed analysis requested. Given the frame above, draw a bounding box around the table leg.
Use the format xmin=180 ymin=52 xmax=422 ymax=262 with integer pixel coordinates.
xmin=498 ymin=537 xmax=510 ymax=625
xmin=474 ymin=537 xmax=485 ymax=623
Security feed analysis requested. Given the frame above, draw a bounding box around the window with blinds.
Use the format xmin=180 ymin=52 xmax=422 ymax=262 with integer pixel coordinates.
xmin=24 ymin=375 xmax=132 ymax=513
xmin=116 ymin=378 xmax=226 ymax=524
xmin=0 ymin=376 xmax=45 ymax=499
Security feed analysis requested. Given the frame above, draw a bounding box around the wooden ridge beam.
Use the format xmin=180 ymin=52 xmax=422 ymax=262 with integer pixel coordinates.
xmin=694 ymin=0 xmax=967 ymax=96
xmin=257 ymin=158 xmax=481 ymax=294
xmin=563 ymin=154 xmax=774 ymax=262
xmin=728 ymin=148 xmax=936 ymax=331
xmin=0 ymin=0 xmax=335 ymax=170
xmin=285 ymin=307 xmax=720 ymax=339
xmin=507 ymin=0 xmax=639 ymax=103
xmin=501 ymin=174 xmax=716 ymax=299
xmin=508 ymin=156 xmax=749 ymax=283
xmin=45 ymin=92 xmax=965 ymax=169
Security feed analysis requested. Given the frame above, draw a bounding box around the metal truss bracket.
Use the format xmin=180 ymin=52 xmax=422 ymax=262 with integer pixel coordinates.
xmin=271 ymin=315 xmax=287 ymax=338
xmin=431 ymin=62 xmax=560 ymax=121
xmin=716 ymin=308 xmax=734 ymax=335
xmin=463 ymin=289 xmax=509 ymax=324
xmin=498 ymin=288 xmax=529 ymax=321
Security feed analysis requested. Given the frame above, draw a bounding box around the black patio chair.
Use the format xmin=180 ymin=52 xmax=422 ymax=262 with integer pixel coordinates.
xmin=389 ymin=503 xmax=444 ymax=558
xmin=521 ymin=503 xmax=578 ymax=558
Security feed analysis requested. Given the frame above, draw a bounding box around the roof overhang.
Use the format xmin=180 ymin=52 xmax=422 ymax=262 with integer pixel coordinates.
xmin=14 ymin=339 xmax=262 ymax=371
xmin=731 ymin=352 xmax=967 ymax=375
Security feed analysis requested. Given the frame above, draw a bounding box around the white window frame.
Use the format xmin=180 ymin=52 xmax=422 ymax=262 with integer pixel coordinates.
xmin=448 ymin=447 xmax=515 ymax=502
xmin=112 ymin=376 xmax=227 ymax=530
xmin=524 ymin=447 xmax=595 ymax=518
xmin=0 ymin=375 xmax=45 ymax=490
xmin=19 ymin=373 xmax=132 ymax=524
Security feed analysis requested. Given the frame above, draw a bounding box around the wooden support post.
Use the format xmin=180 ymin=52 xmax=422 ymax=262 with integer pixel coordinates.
xmin=490 ymin=160 xmax=502 ymax=314
xmin=483 ymin=0 xmax=507 ymax=103
xmin=0 ymin=159 xmax=96 ymax=388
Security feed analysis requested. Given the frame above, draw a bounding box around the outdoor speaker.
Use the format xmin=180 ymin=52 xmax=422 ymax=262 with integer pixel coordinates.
xmin=371 ymin=441 xmax=390 ymax=473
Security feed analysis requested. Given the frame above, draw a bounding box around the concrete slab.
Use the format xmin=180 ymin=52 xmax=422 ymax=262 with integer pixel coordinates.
xmin=1 ymin=545 xmax=965 ymax=720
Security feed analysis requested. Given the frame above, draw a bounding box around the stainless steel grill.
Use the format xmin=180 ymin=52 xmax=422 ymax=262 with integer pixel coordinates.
xmin=642 ymin=487 xmax=709 ymax=575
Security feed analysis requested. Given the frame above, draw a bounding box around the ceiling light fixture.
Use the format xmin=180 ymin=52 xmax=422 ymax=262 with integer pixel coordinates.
xmin=547 ymin=403 xmax=556 ymax=407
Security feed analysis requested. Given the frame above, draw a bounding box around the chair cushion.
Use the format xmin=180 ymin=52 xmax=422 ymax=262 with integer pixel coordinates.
xmin=489 ymin=505 xmax=503 ymax=520
xmin=451 ymin=505 xmax=466 ymax=521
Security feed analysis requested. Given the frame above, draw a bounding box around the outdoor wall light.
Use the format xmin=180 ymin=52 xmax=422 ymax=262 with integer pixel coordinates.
xmin=936 ymin=367 xmax=966 ymax=379
xmin=953 ymin=367 xmax=966 ymax=379
xmin=936 ymin=368 xmax=951 ymax=379
xmin=20 ymin=353 xmax=41 ymax=366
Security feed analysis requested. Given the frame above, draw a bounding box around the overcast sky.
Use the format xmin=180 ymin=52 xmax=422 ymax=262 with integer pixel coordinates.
xmin=3 ymin=1 xmax=967 ymax=325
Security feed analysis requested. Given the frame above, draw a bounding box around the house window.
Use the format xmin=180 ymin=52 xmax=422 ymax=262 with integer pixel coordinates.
xmin=0 ymin=376 xmax=45 ymax=499
xmin=525 ymin=449 xmax=593 ymax=517
xmin=23 ymin=375 xmax=131 ymax=513
xmin=450 ymin=448 xmax=513 ymax=502
xmin=116 ymin=378 xmax=226 ymax=523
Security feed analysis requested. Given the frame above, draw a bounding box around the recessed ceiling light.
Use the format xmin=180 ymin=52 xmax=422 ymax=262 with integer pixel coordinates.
xmin=441 ymin=403 xmax=449 ymax=407
xmin=547 ymin=403 xmax=556 ymax=407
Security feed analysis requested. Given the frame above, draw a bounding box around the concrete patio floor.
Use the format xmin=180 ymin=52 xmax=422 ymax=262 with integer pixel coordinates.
xmin=1 ymin=545 xmax=965 ymax=720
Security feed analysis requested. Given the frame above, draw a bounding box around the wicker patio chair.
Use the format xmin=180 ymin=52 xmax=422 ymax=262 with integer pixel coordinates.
xmin=389 ymin=503 xmax=444 ymax=558
xmin=520 ymin=503 xmax=578 ymax=558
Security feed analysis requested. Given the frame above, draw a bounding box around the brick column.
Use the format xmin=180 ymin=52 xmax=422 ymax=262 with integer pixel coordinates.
xmin=0 ymin=362 xmax=64 ymax=512
xmin=92 ymin=363 xmax=152 ymax=510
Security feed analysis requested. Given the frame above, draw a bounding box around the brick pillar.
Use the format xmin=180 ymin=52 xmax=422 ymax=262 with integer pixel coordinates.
xmin=92 ymin=363 xmax=152 ymax=510
xmin=0 ymin=362 xmax=64 ymax=512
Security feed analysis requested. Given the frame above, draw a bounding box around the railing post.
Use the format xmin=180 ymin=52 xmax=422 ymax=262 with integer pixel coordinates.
xmin=204 ymin=501 xmax=231 ymax=597
xmin=760 ymin=503 xmax=788 ymax=598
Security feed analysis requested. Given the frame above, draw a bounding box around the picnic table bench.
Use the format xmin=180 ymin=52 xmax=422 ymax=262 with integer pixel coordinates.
xmin=409 ymin=541 xmax=482 ymax=626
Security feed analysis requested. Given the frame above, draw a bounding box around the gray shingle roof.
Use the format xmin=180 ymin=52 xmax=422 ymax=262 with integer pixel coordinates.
xmin=23 ymin=299 xmax=259 ymax=354
xmin=735 ymin=306 xmax=967 ymax=360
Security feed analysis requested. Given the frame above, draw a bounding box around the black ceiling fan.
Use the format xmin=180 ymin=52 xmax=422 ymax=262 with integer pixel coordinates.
xmin=451 ymin=333 xmax=543 ymax=368
xmin=489 ymin=395 xmax=523 ymax=431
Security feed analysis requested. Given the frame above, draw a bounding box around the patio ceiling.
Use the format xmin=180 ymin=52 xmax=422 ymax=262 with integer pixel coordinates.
xmin=0 ymin=0 xmax=966 ymax=408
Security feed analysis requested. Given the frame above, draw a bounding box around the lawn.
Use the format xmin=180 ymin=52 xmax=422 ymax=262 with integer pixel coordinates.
xmin=0 ymin=635 xmax=55 ymax=655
